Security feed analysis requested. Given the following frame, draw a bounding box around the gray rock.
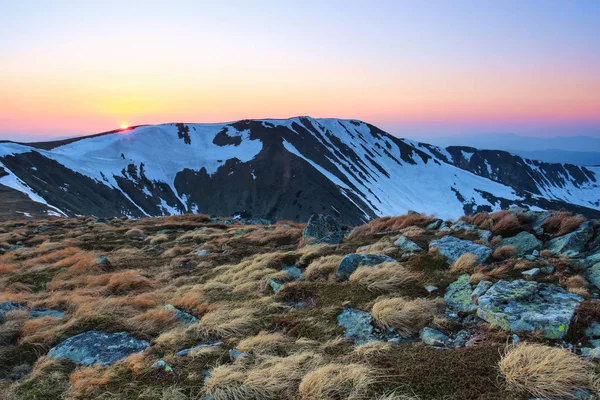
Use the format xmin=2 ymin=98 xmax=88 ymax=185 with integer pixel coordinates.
xmin=164 ymin=305 xmax=198 ymax=324
xmin=156 ymin=229 xmax=174 ymax=234
xmin=337 ymin=308 xmax=377 ymax=345
xmin=477 ymin=230 xmax=492 ymax=242
xmin=545 ymin=221 xmax=593 ymax=256
xmin=450 ymin=220 xmax=477 ymax=231
xmin=420 ymin=328 xmax=450 ymax=347
xmin=393 ymin=235 xmax=421 ymax=253
xmin=195 ymin=249 xmax=210 ymax=256
xmin=586 ymin=263 xmax=600 ymax=289
xmin=176 ymin=342 xmax=224 ymax=357
xmin=429 ymin=236 xmax=491 ymax=265
xmin=587 ymin=250 xmax=600 ymax=265
xmin=471 ymin=280 xmax=493 ymax=299
xmin=426 ymin=220 xmax=443 ymax=230
xmin=498 ymin=232 xmax=542 ymax=256
xmin=283 ymin=265 xmax=302 ymax=280
xmin=29 ymin=307 xmax=64 ymax=319
xmin=303 ymin=214 xmax=343 ymax=244
xmin=590 ymin=339 xmax=600 ymax=347
xmin=229 ymin=348 xmax=247 ymax=361
xmin=510 ymin=334 xmax=520 ymax=344
xmin=527 ymin=211 xmax=552 ymax=234
xmin=585 ymin=322 xmax=600 ymax=338
xmin=477 ymin=280 xmax=583 ymax=339
xmin=152 ymin=360 xmax=176 ymax=376
xmin=444 ymin=274 xmax=477 ymax=313
xmin=48 ymin=331 xmax=149 ymax=365
xmin=452 ymin=330 xmax=471 ymax=347
xmin=0 ymin=301 xmax=24 ymax=321
xmin=336 ymin=253 xmax=395 ymax=281
xmin=267 ymin=278 xmax=284 ymax=293
xmin=540 ymin=266 xmax=555 ymax=274
xmin=521 ymin=268 xmax=540 ymax=277
xmin=425 ymin=285 xmax=439 ymax=293
xmin=580 ymin=347 xmax=600 ymax=359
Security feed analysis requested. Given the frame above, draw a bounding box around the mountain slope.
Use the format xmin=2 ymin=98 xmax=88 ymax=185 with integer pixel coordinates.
xmin=0 ymin=117 xmax=598 ymax=223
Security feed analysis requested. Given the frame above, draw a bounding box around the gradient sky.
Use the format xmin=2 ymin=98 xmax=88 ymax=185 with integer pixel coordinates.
xmin=1 ymin=0 xmax=599 ymax=141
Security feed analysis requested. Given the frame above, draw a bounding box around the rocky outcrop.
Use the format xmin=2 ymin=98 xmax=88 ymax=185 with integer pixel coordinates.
xmin=477 ymin=280 xmax=583 ymax=338
xmin=429 ymin=236 xmax=491 ymax=265
xmin=545 ymin=221 xmax=594 ymax=256
xmin=303 ymin=214 xmax=343 ymax=244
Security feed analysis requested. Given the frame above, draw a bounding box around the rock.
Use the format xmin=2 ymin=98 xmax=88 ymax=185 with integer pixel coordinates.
xmin=0 ymin=301 xmax=24 ymax=321
xmin=477 ymin=280 xmax=583 ymax=339
xmin=152 ymin=360 xmax=176 ymax=376
xmin=336 ymin=253 xmax=395 ymax=281
xmin=590 ymin=339 xmax=600 ymax=347
xmin=303 ymin=214 xmax=343 ymax=245
xmin=176 ymin=342 xmax=224 ymax=357
xmin=29 ymin=307 xmax=64 ymax=319
xmin=510 ymin=334 xmax=520 ymax=344
xmin=527 ymin=211 xmax=552 ymax=234
xmin=429 ymin=236 xmax=491 ymax=265
xmin=450 ymin=221 xmax=477 ymax=231
xmin=283 ymin=265 xmax=302 ymax=280
xmin=545 ymin=221 xmax=593 ymax=256
xmin=420 ymin=328 xmax=450 ymax=347
xmin=580 ymin=347 xmax=600 ymax=359
xmin=540 ymin=266 xmax=555 ymax=274
xmin=587 ymin=250 xmax=600 ymax=265
xmin=48 ymin=331 xmax=149 ymax=365
xmin=157 ymin=229 xmax=174 ymax=234
xmin=471 ymin=280 xmax=493 ymax=299
xmin=477 ymin=230 xmax=492 ymax=242
xmin=229 ymin=348 xmax=247 ymax=361
xmin=95 ymin=217 xmax=108 ymax=224
xmin=195 ymin=250 xmax=210 ymax=256
xmin=267 ymin=278 xmax=284 ymax=293
xmin=585 ymin=322 xmax=600 ymax=338
xmin=498 ymin=232 xmax=542 ymax=256
xmin=426 ymin=220 xmax=443 ymax=230
xmin=393 ymin=235 xmax=421 ymax=253
xmin=164 ymin=305 xmax=198 ymax=324
xmin=425 ymin=285 xmax=439 ymax=293
xmin=444 ymin=274 xmax=477 ymax=313
xmin=521 ymin=268 xmax=540 ymax=277
xmin=337 ymin=308 xmax=377 ymax=345
xmin=586 ymin=263 xmax=600 ymax=289
xmin=8 ymin=245 xmax=24 ymax=251
xmin=452 ymin=330 xmax=471 ymax=347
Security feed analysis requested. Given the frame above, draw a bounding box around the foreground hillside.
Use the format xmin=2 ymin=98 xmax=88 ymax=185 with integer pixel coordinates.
xmin=1 ymin=117 xmax=599 ymax=223
xmin=1 ymin=210 xmax=600 ymax=399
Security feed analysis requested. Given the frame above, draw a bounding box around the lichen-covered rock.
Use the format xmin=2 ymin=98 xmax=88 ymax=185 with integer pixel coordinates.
xmin=586 ymin=263 xmax=600 ymax=290
xmin=48 ymin=331 xmax=149 ymax=365
xmin=336 ymin=253 xmax=395 ymax=280
xmin=303 ymin=214 xmax=343 ymax=244
xmin=498 ymin=231 xmax=542 ymax=256
xmin=164 ymin=304 xmax=199 ymax=324
xmin=420 ymin=328 xmax=450 ymax=347
xmin=337 ymin=308 xmax=377 ymax=345
xmin=444 ymin=274 xmax=477 ymax=313
xmin=477 ymin=280 xmax=583 ymax=338
xmin=450 ymin=221 xmax=477 ymax=231
xmin=393 ymin=235 xmax=421 ymax=253
xmin=471 ymin=280 xmax=493 ymax=299
xmin=585 ymin=322 xmax=600 ymax=338
xmin=429 ymin=236 xmax=491 ymax=265
xmin=545 ymin=221 xmax=593 ymax=256
xmin=477 ymin=230 xmax=492 ymax=242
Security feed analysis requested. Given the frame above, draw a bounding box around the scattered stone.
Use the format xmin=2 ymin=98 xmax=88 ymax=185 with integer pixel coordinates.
xmin=152 ymin=360 xmax=176 ymax=376
xmin=498 ymin=231 xmax=542 ymax=256
xmin=510 ymin=334 xmax=520 ymax=344
xmin=426 ymin=220 xmax=442 ymax=230
xmin=164 ymin=305 xmax=198 ymax=324
xmin=283 ymin=265 xmax=302 ymax=280
xmin=477 ymin=280 xmax=583 ymax=338
xmin=195 ymin=249 xmax=210 ymax=256
xmin=337 ymin=308 xmax=377 ymax=345
xmin=336 ymin=253 xmax=395 ymax=281
xmin=176 ymin=342 xmax=224 ymax=357
xmin=29 ymin=307 xmax=64 ymax=319
xmin=429 ymin=236 xmax=491 ymax=265
xmin=545 ymin=221 xmax=593 ymax=256
xmin=303 ymin=214 xmax=343 ymax=245
xmin=393 ymin=235 xmax=422 ymax=253
xmin=444 ymin=274 xmax=477 ymax=313
xmin=229 ymin=348 xmax=247 ymax=361
xmin=452 ymin=330 xmax=471 ymax=347
xmin=156 ymin=229 xmax=174 ymax=234
xmin=471 ymin=280 xmax=493 ymax=299
xmin=267 ymin=278 xmax=284 ymax=293
xmin=425 ymin=285 xmax=439 ymax=293
xmin=48 ymin=331 xmax=149 ymax=366
xmin=420 ymin=328 xmax=450 ymax=347
xmin=521 ymin=268 xmax=540 ymax=277
xmin=540 ymin=266 xmax=555 ymax=274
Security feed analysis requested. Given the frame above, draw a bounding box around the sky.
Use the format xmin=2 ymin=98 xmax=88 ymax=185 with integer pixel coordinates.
xmin=1 ymin=0 xmax=599 ymax=142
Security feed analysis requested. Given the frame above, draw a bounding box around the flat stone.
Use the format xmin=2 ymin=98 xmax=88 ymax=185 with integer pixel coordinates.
xmin=444 ymin=274 xmax=477 ymax=313
xmin=540 ymin=266 xmax=554 ymax=274
xmin=336 ymin=253 xmax=395 ymax=281
xmin=498 ymin=232 xmax=542 ymax=256
xmin=477 ymin=280 xmax=583 ymax=339
xmin=393 ymin=235 xmax=421 ymax=253
xmin=229 ymin=348 xmax=248 ymax=361
xmin=425 ymin=285 xmax=439 ymax=293
xmin=426 ymin=220 xmax=443 ymax=230
xmin=521 ymin=268 xmax=540 ymax=277
xmin=429 ymin=236 xmax=491 ymax=265
xmin=48 ymin=331 xmax=149 ymax=366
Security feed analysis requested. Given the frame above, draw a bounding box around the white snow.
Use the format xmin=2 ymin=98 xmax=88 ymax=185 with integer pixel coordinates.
xmin=460 ymin=150 xmax=474 ymax=162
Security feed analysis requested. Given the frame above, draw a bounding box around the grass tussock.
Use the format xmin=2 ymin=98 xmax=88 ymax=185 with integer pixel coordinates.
xmin=349 ymin=262 xmax=421 ymax=292
xmin=371 ymin=297 xmax=444 ymax=336
xmin=542 ymin=211 xmax=586 ymax=237
xmin=450 ymin=253 xmax=479 ymax=274
xmin=492 ymin=245 xmax=517 ymax=261
xmin=499 ymin=343 xmax=594 ymax=399
xmin=347 ymin=214 xmax=433 ymax=241
xmin=298 ymin=362 xmax=374 ymax=400
xmin=303 ymin=255 xmax=343 ymax=281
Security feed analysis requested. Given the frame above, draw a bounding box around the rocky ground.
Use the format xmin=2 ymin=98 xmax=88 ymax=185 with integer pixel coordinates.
xmin=0 ymin=209 xmax=600 ymax=399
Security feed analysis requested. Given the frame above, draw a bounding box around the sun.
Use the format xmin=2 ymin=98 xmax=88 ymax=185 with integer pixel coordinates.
xmin=120 ymin=124 xmax=129 ymax=130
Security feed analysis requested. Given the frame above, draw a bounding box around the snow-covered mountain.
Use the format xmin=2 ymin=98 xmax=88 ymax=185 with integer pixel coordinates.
xmin=0 ymin=117 xmax=598 ymax=223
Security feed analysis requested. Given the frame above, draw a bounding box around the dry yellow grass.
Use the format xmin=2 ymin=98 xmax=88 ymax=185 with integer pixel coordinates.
xmin=298 ymin=363 xmax=374 ymax=400
xmin=125 ymin=228 xmax=145 ymax=239
xmin=303 ymin=255 xmax=343 ymax=281
xmin=450 ymin=253 xmax=478 ymax=273
xmin=200 ymin=306 xmax=262 ymax=338
xmin=349 ymin=262 xmax=420 ymax=292
xmin=203 ymin=364 xmax=257 ymax=400
xmin=236 ymin=331 xmax=293 ymax=355
xmin=499 ymin=343 xmax=594 ymax=399
xmin=371 ymin=297 xmax=444 ymax=336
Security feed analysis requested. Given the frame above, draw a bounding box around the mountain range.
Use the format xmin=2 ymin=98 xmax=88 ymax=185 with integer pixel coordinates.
xmin=0 ymin=117 xmax=598 ymax=224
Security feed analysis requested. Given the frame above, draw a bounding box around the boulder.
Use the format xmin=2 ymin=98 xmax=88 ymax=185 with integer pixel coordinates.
xmin=164 ymin=305 xmax=198 ymax=324
xmin=450 ymin=221 xmax=477 ymax=231
xmin=426 ymin=220 xmax=443 ymax=230
xmin=337 ymin=308 xmax=377 ymax=345
xmin=48 ymin=331 xmax=149 ymax=365
xmin=444 ymin=274 xmax=478 ymax=313
xmin=526 ymin=211 xmax=552 ymax=234
xmin=303 ymin=214 xmax=343 ymax=245
xmin=498 ymin=232 xmax=542 ymax=256
xmin=477 ymin=280 xmax=583 ymax=338
xmin=336 ymin=253 xmax=395 ymax=280
xmin=586 ymin=263 xmax=600 ymax=289
xmin=477 ymin=230 xmax=492 ymax=242
xmin=545 ymin=221 xmax=593 ymax=256
xmin=420 ymin=328 xmax=450 ymax=347
xmin=429 ymin=236 xmax=491 ymax=265
xmin=471 ymin=280 xmax=493 ymax=299
xmin=393 ymin=235 xmax=421 ymax=253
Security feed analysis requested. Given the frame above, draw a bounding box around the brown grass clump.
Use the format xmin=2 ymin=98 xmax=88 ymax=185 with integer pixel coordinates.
xmin=492 ymin=245 xmax=517 ymax=261
xmin=349 ymin=262 xmax=420 ymax=292
xmin=162 ymin=246 xmax=193 ymax=257
xmin=542 ymin=212 xmax=586 ymax=237
xmin=200 ymin=306 xmax=262 ymax=338
xmin=564 ymin=275 xmax=590 ymax=297
xmin=499 ymin=343 xmax=594 ymax=399
xmin=236 ymin=331 xmax=293 ymax=356
xmin=124 ymin=228 xmax=145 ymax=239
xmin=347 ymin=214 xmax=433 ymax=241
xmin=303 ymin=255 xmax=343 ymax=281
xmin=371 ymin=297 xmax=444 ymax=336
xmin=147 ymin=234 xmax=169 ymax=244
xmin=468 ymin=210 xmax=529 ymax=237
xmin=540 ymin=249 xmax=553 ymax=258
xmin=298 ymin=363 xmax=374 ymax=400
xmin=106 ymin=270 xmax=154 ymax=294
xmin=450 ymin=253 xmax=478 ymax=274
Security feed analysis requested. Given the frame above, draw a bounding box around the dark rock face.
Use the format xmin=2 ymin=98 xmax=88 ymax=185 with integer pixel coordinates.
xmin=303 ymin=214 xmax=343 ymax=244
xmin=336 ymin=253 xmax=395 ymax=280
xmin=47 ymin=331 xmax=149 ymax=366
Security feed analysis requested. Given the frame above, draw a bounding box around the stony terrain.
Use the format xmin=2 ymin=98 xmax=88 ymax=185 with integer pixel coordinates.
xmin=0 ymin=209 xmax=600 ymax=399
